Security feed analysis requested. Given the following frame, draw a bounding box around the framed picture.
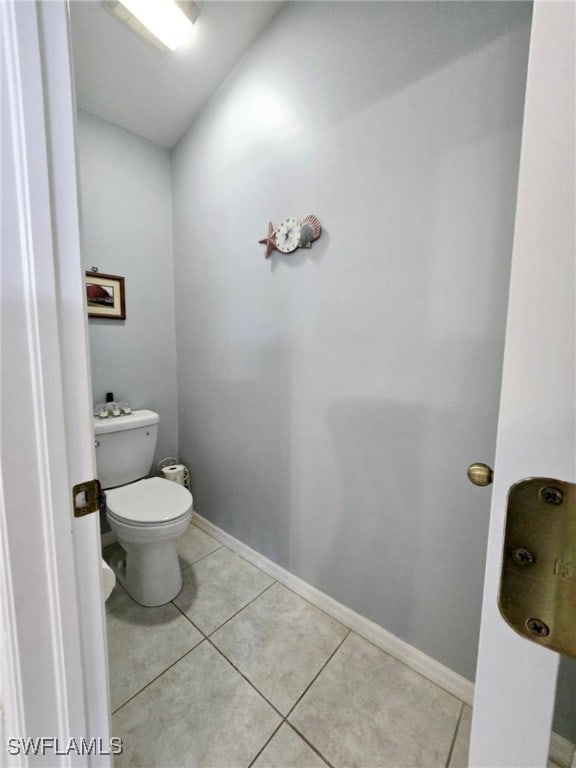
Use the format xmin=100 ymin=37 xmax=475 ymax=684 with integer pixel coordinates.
xmin=85 ymin=271 xmax=126 ymax=320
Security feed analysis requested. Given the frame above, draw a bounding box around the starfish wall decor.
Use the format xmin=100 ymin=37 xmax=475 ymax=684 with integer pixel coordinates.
xmin=258 ymin=222 xmax=277 ymax=259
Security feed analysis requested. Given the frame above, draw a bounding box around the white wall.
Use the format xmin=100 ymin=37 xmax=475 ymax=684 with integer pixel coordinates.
xmin=77 ymin=110 xmax=178 ymax=464
xmin=172 ymin=1 xmax=532 ymax=682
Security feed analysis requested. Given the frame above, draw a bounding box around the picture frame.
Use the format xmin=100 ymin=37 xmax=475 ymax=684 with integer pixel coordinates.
xmin=85 ymin=271 xmax=126 ymax=320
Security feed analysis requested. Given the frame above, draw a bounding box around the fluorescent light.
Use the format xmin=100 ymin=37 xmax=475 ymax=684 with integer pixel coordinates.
xmin=117 ymin=0 xmax=194 ymax=51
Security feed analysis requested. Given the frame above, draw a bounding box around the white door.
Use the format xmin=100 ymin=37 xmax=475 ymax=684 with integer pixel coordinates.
xmin=470 ymin=1 xmax=575 ymax=766
xmin=0 ymin=1 xmax=110 ymax=765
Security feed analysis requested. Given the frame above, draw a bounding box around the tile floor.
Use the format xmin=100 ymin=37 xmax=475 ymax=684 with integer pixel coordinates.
xmin=104 ymin=524 xmax=559 ymax=768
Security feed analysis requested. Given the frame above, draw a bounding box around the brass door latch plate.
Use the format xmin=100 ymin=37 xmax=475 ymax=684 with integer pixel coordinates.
xmin=73 ymin=479 xmax=102 ymax=518
xmin=499 ymin=477 xmax=575 ymax=658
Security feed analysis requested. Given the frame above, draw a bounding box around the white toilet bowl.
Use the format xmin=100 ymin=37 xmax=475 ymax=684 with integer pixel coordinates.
xmin=106 ymin=476 xmax=193 ymax=606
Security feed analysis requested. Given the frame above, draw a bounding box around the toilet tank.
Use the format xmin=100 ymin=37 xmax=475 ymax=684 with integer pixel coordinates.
xmin=94 ymin=409 xmax=159 ymax=489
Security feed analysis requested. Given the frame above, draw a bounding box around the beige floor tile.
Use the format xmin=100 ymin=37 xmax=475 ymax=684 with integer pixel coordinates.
xmin=173 ymin=546 xmax=274 ymax=634
xmin=252 ymin=724 xmax=328 ymax=768
xmin=212 ymin=582 xmax=348 ymax=714
xmin=113 ymin=641 xmax=281 ymax=768
xmin=178 ymin=523 xmax=221 ymax=570
xmin=448 ymin=705 xmax=470 ymax=768
xmin=289 ymin=632 xmax=461 ymax=768
xmin=107 ymin=600 xmax=202 ymax=711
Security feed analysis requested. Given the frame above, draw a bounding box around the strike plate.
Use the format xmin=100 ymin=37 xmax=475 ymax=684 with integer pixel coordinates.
xmin=499 ymin=477 xmax=576 ymax=658
xmin=73 ymin=479 xmax=102 ymax=518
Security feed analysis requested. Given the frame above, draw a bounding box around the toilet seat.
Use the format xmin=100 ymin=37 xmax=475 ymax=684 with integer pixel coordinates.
xmin=106 ymin=476 xmax=192 ymax=526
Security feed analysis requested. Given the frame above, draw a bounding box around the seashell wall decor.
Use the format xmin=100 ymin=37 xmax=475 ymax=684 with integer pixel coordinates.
xmin=300 ymin=214 xmax=321 ymax=241
xmin=299 ymin=222 xmax=315 ymax=249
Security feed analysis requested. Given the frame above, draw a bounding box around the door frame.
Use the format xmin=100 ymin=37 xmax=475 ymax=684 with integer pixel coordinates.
xmin=0 ymin=1 xmax=110 ymax=763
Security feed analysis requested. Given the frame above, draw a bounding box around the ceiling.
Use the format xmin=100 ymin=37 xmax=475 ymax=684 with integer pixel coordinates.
xmin=69 ymin=1 xmax=285 ymax=148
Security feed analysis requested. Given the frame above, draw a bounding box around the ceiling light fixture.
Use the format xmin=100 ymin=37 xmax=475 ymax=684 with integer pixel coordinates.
xmin=106 ymin=0 xmax=199 ymax=52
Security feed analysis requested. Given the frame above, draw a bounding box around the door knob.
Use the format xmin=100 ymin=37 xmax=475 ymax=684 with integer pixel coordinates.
xmin=467 ymin=462 xmax=494 ymax=486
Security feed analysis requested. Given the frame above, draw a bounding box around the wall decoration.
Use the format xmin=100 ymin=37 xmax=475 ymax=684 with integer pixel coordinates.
xmin=275 ymin=216 xmax=302 ymax=254
xmin=85 ymin=271 xmax=126 ymax=319
xmin=258 ymin=215 xmax=321 ymax=258
xmin=299 ymin=214 xmax=321 ymax=248
xmin=258 ymin=222 xmax=277 ymax=259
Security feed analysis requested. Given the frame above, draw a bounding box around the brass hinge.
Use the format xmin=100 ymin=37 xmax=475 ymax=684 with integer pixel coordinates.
xmin=72 ymin=479 xmax=102 ymax=518
xmin=499 ymin=477 xmax=576 ymax=658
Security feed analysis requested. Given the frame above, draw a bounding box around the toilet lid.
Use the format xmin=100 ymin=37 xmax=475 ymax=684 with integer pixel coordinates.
xmin=106 ymin=477 xmax=192 ymax=525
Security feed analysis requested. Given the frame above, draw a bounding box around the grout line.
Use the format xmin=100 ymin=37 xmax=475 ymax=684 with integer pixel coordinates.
xmin=171 ymin=600 xmax=208 ymax=638
xmin=192 ymin=536 xmax=349 ymax=651
xmin=173 ymin=537 xmax=348 ymax=768
xmin=179 ymin=543 xmax=223 ymax=573
xmin=206 ymin=637 xmax=286 ymax=720
xmin=207 ymin=638 xmax=284 ymax=718
xmin=286 ymin=722 xmax=337 ymax=768
xmin=170 ymin=593 xmax=337 ymax=768
xmin=196 ymin=529 xmax=283 ymax=585
xmin=186 ymin=532 xmax=347 ymax=651
xmin=444 ymin=701 xmax=464 ymax=768
xmin=110 ymin=640 xmax=204 ymax=717
xmin=172 ymin=575 xmax=341 ymax=768
xmin=246 ymin=721 xmax=285 ymax=768
xmin=171 ymin=588 xmax=285 ymax=720
xmin=207 ymin=580 xmax=276 ymax=638
xmin=284 ymin=629 xmax=351 ymax=721
xmin=170 ymin=579 xmax=276 ymax=639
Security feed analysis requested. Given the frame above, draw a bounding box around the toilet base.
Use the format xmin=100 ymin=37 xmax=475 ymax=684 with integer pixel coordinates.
xmin=114 ymin=540 xmax=183 ymax=606
xmin=106 ymin=510 xmax=192 ymax=607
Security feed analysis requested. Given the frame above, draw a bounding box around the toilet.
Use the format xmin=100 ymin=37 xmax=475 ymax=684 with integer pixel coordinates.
xmin=94 ymin=409 xmax=193 ymax=606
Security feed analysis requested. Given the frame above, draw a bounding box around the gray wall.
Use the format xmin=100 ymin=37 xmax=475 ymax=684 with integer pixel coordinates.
xmin=172 ymin=0 xmax=531 ymax=683
xmin=77 ymin=110 xmax=178 ymax=465
xmin=74 ymin=3 xmax=576 ymax=741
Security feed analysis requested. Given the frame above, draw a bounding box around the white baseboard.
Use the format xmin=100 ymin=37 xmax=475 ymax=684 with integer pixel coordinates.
xmin=193 ymin=514 xmax=575 ymax=768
